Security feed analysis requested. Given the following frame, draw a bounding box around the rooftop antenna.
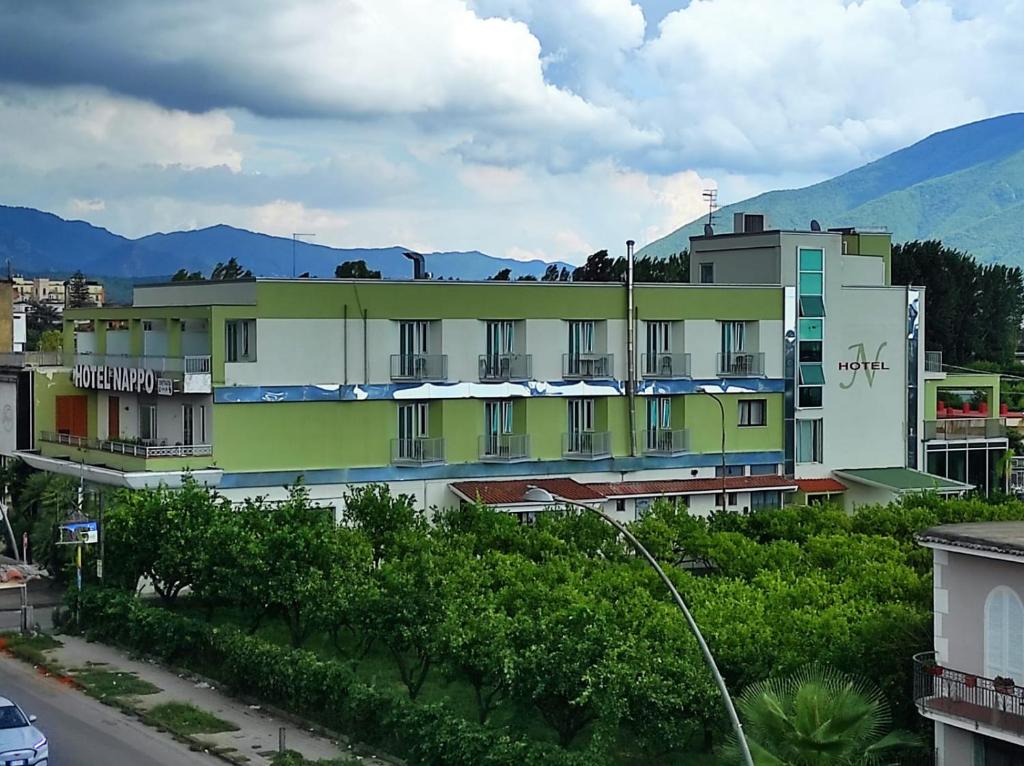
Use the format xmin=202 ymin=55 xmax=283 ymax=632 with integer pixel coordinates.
xmin=701 ymin=188 xmax=718 ymax=227
xmin=291 ymin=233 xmax=316 ymax=277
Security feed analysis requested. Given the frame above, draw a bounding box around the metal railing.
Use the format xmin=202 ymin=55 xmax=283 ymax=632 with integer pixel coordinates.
xmin=562 ymin=430 xmax=612 ymax=459
xmin=914 ymin=651 xmax=1024 ymax=738
xmin=390 ymin=354 xmax=448 ymax=382
xmin=185 ymin=355 xmax=212 ymax=374
xmin=72 ymin=353 xmax=212 ymax=374
xmin=717 ymin=351 xmax=765 ymax=377
xmin=478 ymin=353 xmax=532 ymax=382
xmin=391 ymin=437 xmax=445 ymax=466
xmin=923 ymin=417 xmax=1007 ymax=441
xmin=41 ymin=431 xmax=213 ymax=458
xmin=642 ymin=428 xmax=689 ymax=456
xmin=479 ymin=433 xmax=530 ymax=462
xmin=925 ymin=351 xmax=943 ymax=372
xmin=563 ymin=353 xmax=614 ymax=380
xmin=641 ymin=352 xmax=691 ymax=379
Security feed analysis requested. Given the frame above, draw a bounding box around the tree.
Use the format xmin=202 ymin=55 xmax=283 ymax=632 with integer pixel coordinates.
xmin=209 ymin=257 xmax=253 ymax=281
xmin=721 ymin=665 xmax=920 ymax=765
xmin=25 ymin=299 xmax=61 ymax=351
xmin=335 ymin=260 xmax=381 ymax=279
xmin=171 ymin=268 xmax=203 ymax=281
xmin=571 ymin=249 xmax=689 ymax=283
xmin=342 ymin=485 xmax=426 ymax=567
xmin=37 ymin=330 xmax=62 ymax=352
xmin=541 ymin=264 xmax=561 ymax=281
xmin=490 ymin=268 xmax=512 ymax=281
xmin=66 ymin=271 xmax=94 ymax=308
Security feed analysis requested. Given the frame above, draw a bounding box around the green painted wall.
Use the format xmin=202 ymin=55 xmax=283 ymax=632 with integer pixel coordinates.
xmin=684 ymin=393 xmax=783 ymax=455
xmin=436 ymin=399 xmax=482 ymax=463
xmin=34 ymin=371 xmax=96 ymax=439
xmin=842 ymin=232 xmax=892 ymax=285
xmin=524 ymin=398 xmax=568 ymax=460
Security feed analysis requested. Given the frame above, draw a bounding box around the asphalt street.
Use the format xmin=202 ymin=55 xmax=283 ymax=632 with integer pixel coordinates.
xmin=0 ymin=653 xmax=219 ymax=765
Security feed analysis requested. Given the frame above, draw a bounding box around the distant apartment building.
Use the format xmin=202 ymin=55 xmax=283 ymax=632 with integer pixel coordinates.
xmin=916 ymin=523 xmax=1024 ymax=765
xmin=0 ymin=217 xmax=978 ymax=519
xmin=12 ymin=276 xmax=104 ymax=307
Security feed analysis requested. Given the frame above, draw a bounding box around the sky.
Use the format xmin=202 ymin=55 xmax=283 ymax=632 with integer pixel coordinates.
xmin=0 ymin=0 xmax=1022 ymax=265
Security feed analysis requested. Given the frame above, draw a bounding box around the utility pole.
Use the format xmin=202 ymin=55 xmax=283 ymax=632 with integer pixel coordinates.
xmin=291 ymin=233 xmax=316 ymax=277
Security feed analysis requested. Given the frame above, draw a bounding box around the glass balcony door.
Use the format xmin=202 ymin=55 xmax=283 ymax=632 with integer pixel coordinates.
xmin=483 ymin=400 xmax=514 ymax=456
xmin=484 ymin=321 xmax=515 ymax=379
xmin=646 ymin=397 xmax=671 ymax=451
xmin=398 ymin=321 xmax=430 ymax=378
xmin=397 ymin=402 xmax=429 ymax=461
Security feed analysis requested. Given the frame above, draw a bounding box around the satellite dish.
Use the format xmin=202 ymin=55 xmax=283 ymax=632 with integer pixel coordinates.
xmin=703 ymin=223 xmax=714 ymax=237
xmin=810 ymin=219 xmax=821 ymax=232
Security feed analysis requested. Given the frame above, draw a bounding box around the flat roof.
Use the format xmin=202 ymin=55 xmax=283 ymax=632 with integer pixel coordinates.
xmin=916 ymin=522 xmax=1024 ymax=559
xmin=833 ymin=467 xmax=972 ymax=494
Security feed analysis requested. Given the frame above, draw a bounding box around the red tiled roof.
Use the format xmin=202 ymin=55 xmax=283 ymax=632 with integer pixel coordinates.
xmin=450 ymin=478 xmax=605 ymax=506
xmin=796 ymin=478 xmax=847 ymax=494
xmin=587 ymin=474 xmax=798 ymax=497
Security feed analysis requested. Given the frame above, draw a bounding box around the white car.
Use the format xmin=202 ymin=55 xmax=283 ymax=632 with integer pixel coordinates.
xmin=0 ymin=696 xmax=47 ymax=766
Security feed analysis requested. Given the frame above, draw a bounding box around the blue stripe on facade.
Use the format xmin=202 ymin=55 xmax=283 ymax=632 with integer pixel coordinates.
xmin=216 ymin=450 xmax=786 ymax=489
xmin=214 ymin=378 xmax=785 ymax=404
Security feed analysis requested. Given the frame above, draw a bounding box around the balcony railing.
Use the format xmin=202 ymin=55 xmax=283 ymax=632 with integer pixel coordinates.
xmin=641 ymin=352 xmax=691 ymax=379
xmin=925 ymin=351 xmax=943 ymax=372
xmin=563 ymin=353 xmax=614 ymax=380
xmin=391 ymin=437 xmax=445 ymax=466
xmin=41 ymin=431 xmax=213 ymax=458
xmin=390 ymin=354 xmax=448 ymax=382
xmin=562 ymin=430 xmax=612 ymax=459
xmin=0 ymin=351 xmax=66 ymax=368
xmin=478 ymin=354 xmax=532 ymax=382
xmin=717 ymin=351 xmax=765 ymax=377
xmin=924 ymin=417 xmax=1007 ymax=441
xmin=914 ymin=651 xmax=1024 ymax=739
xmin=641 ymin=428 xmax=689 ymax=456
xmin=479 ymin=433 xmax=530 ymax=462
xmin=72 ymin=353 xmax=212 ymax=375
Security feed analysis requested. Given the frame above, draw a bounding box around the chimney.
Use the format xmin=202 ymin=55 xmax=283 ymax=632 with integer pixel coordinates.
xmin=404 ymin=252 xmax=427 ymax=280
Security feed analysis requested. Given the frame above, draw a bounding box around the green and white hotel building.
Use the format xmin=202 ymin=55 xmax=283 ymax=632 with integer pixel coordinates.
xmin=6 ymin=218 xmax=979 ymax=519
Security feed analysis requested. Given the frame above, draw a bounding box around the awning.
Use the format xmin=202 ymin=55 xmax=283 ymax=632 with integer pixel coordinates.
xmin=796 ymin=478 xmax=847 ymax=494
xmin=833 ymin=467 xmax=972 ymax=495
xmin=15 ymin=451 xmax=223 ymax=490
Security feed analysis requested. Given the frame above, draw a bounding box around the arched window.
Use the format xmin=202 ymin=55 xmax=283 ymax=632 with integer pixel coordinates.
xmin=985 ymin=586 xmax=1024 ymax=682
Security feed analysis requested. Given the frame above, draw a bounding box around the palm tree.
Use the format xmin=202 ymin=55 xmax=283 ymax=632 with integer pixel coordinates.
xmin=721 ymin=665 xmax=920 ymax=765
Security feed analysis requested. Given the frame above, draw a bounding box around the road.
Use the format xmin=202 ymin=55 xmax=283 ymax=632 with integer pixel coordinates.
xmin=0 ymin=654 xmax=219 ymax=765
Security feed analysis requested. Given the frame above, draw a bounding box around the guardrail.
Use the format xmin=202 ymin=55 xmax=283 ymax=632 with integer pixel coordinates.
xmin=390 ymin=354 xmax=448 ymax=382
xmin=717 ymin=351 xmax=765 ymax=377
xmin=0 ymin=351 xmax=66 ymax=367
xmin=924 ymin=417 xmax=1007 ymax=440
xmin=391 ymin=437 xmax=445 ymax=466
xmin=914 ymin=651 xmax=1024 ymax=739
xmin=479 ymin=433 xmax=530 ymax=462
xmin=562 ymin=431 xmax=611 ymax=459
xmin=641 ymin=352 xmax=691 ymax=379
xmin=478 ymin=354 xmax=532 ymax=382
xmin=641 ymin=428 xmax=689 ymax=456
xmin=71 ymin=354 xmax=212 ymax=375
xmin=41 ymin=431 xmax=213 ymax=458
xmin=563 ymin=353 xmax=614 ymax=380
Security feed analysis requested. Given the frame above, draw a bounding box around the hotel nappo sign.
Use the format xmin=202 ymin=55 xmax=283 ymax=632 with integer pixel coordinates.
xmin=72 ymin=364 xmax=157 ymax=395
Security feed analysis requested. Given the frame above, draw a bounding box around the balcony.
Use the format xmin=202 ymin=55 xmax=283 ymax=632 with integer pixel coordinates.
xmin=641 ymin=352 xmax=691 ymax=380
xmin=0 ymin=351 xmax=66 ymax=368
xmin=479 ymin=433 xmax=530 ymax=462
xmin=479 ymin=354 xmax=532 ymax=382
xmin=391 ymin=437 xmax=445 ymax=466
xmin=914 ymin=651 xmax=1024 ymax=740
xmin=641 ymin=428 xmax=689 ymax=456
xmin=717 ymin=351 xmax=765 ymax=377
xmin=562 ymin=431 xmax=612 ymax=459
xmin=41 ymin=431 xmax=213 ymax=459
xmin=563 ymin=353 xmax=614 ymax=380
xmin=924 ymin=417 xmax=1007 ymax=441
xmin=390 ymin=354 xmax=448 ymax=382
xmin=925 ymin=351 xmax=943 ymax=372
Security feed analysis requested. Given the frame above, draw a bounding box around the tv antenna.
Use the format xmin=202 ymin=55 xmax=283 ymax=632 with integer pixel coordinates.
xmin=291 ymin=233 xmax=316 ymax=277
xmin=701 ymin=188 xmax=719 ymax=226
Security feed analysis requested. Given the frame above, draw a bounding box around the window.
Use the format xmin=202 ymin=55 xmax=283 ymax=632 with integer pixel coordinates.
xmin=485 ymin=320 xmax=514 ymax=356
xmin=716 ymin=492 xmax=739 ymax=507
xmin=751 ymin=491 xmax=782 ymax=510
xmin=799 ymin=318 xmax=822 ymax=341
xmin=699 ymin=262 xmax=714 ymax=284
xmin=646 ymin=321 xmax=672 ymax=375
xmin=798 ymin=386 xmax=823 ymax=408
xmin=182 ymin=403 xmax=206 ymax=446
xmin=799 ymin=295 xmax=826 ymax=318
xmin=139 ymin=401 xmax=158 ymax=443
xmin=721 ymin=321 xmax=747 ymax=354
xmin=797 ymin=249 xmax=825 ymax=408
xmin=484 ymin=400 xmax=513 ymax=437
xmin=715 ymin=465 xmax=745 ymax=478
xmin=738 ymin=399 xmax=766 ymax=426
xmin=796 ymin=418 xmax=823 ymax=463
xmin=225 ymin=319 xmax=256 ymax=362
xmin=749 ymin=464 xmax=780 ymax=476
xmin=568 ymin=398 xmax=594 ymax=435
xmin=398 ymin=402 xmax=428 ymax=442
xmin=568 ymin=320 xmax=595 ymax=356
xmin=985 ymin=586 xmax=1024 ymax=681
xmin=799 ymin=342 xmax=823 ymax=363
xmin=799 ymin=364 xmax=825 ymax=385
xmin=615 ymin=499 xmax=626 ymax=513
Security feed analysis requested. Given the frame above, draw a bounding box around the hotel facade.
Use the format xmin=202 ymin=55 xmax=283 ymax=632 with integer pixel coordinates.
xmin=3 ymin=220 xmax=986 ymax=519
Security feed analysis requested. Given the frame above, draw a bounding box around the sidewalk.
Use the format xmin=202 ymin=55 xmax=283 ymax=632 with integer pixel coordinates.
xmin=35 ymin=634 xmax=393 ymax=766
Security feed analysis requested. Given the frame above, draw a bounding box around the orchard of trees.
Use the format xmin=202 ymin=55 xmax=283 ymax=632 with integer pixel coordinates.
xmin=61 ymin=478 xmax=1024 ymax=764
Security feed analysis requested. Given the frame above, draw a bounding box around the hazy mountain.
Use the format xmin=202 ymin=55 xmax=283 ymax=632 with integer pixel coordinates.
xmin=638 ymin=113 xmax=1024 ymax=265
xmin=0 ymin=206 xmax=568 ymax=287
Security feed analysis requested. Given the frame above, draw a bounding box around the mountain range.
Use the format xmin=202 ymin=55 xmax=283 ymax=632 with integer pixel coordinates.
xmin=0 ymin=205 xmax=567 ymax=285
xmin=638 ymin=112 xmax=1024 ymax=265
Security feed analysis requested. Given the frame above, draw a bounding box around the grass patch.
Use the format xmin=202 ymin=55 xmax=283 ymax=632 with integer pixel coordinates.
xmin=144 ymin=701 xmax=240 ymax=737
xmin=271 ymin=751 xmax=360 ymax=766
xmin=0 ymin=632 xmax=63 ymax=666
xmin=74 ymin=668 xmax=161 ymax=700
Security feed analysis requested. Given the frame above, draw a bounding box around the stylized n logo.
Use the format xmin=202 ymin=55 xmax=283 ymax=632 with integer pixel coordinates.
xmin=839 ymin=342 xmax=888 ymax=389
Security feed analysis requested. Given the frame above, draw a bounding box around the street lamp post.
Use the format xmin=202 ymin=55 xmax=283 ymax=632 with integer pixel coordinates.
xmin=699 ymin=388 xmax=728 ymax=515
xmin=522 ymin=486 xmax=755 ymax=766
xmin=291 ymin=233 xmax=316 ymax=277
